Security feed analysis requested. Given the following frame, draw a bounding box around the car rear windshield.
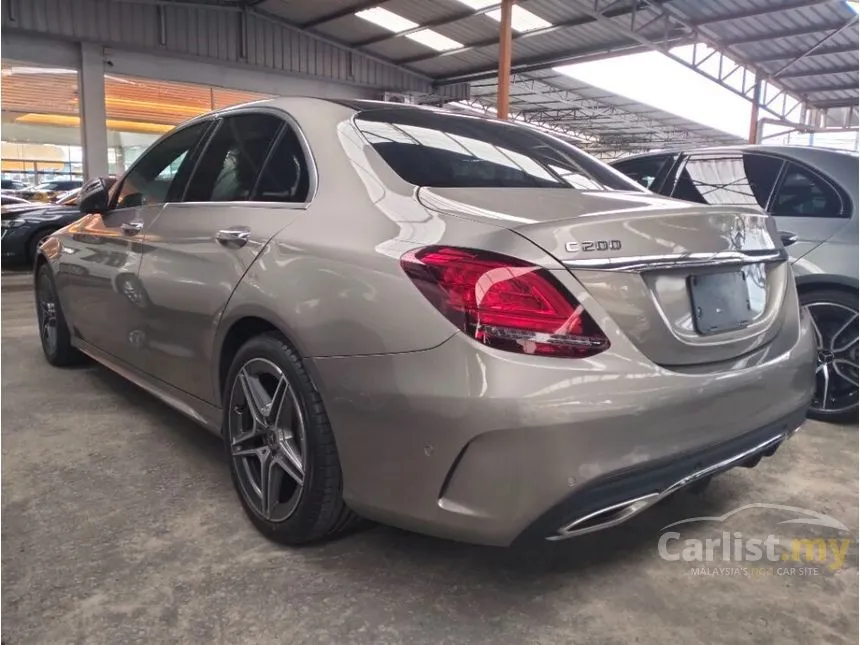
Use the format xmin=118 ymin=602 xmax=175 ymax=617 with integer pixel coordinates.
xmin=353 ymin=108 xmax=640 ymax=191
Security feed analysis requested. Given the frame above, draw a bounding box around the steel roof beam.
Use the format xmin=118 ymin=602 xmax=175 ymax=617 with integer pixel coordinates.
xmin=749 ymin=44 xmax=860 ymax=63
xmin=691 ymin=0 xmax=836 ymax=26
xmin=779 ymin=64 xmax=860 ymax=79
xmin=792 ymin=82 xmax=860 ymax=94
xmin=433 ymin=40 xmax=682 ymax=84
xmin=722 ymin=23 xmax=853 ymax=47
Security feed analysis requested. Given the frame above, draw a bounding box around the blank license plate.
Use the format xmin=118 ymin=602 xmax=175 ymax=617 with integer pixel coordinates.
xmin=689 ymin=271 xmax=754 ymax=335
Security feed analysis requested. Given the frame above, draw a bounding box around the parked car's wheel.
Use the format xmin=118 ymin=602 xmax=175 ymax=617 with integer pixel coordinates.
xmin=223 ymin=332 xmax=360 ymax=544
xmin=800 ymin=288 xmax=859 ymax=424
xmin=28 ymin=229 xmax=56 ymax=265
xmin=35 ymin=264 xmax=84 ymax=366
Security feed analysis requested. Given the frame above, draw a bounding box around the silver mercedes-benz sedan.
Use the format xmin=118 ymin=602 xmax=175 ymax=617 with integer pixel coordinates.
xmin=34 ymin=98 xmax=816 ymax=546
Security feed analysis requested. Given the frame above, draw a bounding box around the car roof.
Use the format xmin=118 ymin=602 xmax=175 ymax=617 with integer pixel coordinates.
xmin=612 ymin=144 xmax=858 ymax=165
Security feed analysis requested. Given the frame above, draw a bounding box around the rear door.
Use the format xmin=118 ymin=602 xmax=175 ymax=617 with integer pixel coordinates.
xmin=766 ymin=160 xmax=850 ymax=258
xmin=57 ymin=119 xmax=212 ymax=367
xmin=135 ymin=109 xmax=314 ymax=403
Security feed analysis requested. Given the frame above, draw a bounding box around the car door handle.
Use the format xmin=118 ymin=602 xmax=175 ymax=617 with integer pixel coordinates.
xmin=779 ymin=231 xmax=798 ymax=247
xmin=216 ymin=227 xmax=251 ymax=248
xmin=120 ymin=221 xmax=144 ymax=236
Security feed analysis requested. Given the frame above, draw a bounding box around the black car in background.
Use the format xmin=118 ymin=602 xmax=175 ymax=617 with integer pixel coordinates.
xmin=2 ymin=180 xmax=113 ymax=265
xmin=1 ymin=179 xmax=30 ymax=192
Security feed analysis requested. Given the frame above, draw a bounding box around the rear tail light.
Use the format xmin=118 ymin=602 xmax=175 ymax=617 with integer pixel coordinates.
xmin=400 ymin=246 xmax=609 ymax=358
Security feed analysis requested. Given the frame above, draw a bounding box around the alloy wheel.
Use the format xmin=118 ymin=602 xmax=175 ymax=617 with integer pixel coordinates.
xmin=37 ymin=274 xmax=58 ymax=354
xmin=805 ymin=302 xmax=859 ymax=417
xmin=227 ymin=358 xmax=306 ymax=522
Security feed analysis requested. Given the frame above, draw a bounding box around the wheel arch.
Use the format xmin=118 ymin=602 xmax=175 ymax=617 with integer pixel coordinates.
xmin=214 ymin=307 xmax=316 ymax=406
xmin=795 ymin=273 xmax=859 ymax=296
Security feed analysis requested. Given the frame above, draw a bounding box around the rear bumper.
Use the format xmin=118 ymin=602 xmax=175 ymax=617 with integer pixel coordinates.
xmin=310 ymin=306 xmax=816 ymax=547
xmin=514 ymin=407 xmax=804 ymax=546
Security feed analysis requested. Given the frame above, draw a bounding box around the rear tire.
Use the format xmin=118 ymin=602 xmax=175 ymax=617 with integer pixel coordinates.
xmin=800 ymin=288 xmax=859 ymax=424
xmin=35 ymin=264 xmax=84 ymax=367
xmin=223 ymin=332 xmax=360 ymax=545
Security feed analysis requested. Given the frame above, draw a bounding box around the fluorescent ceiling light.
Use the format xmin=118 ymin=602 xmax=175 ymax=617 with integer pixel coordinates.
xmin=407 ymin=29 xmax=463 ymax=51
xmin=487 ymin=6 xmax=552 ymax=32
xmin=453 ymin=0 xmax=496 ymax=8
xmin=355 ymin=7 xmax=462 ymax=51
xmin=355 ymin=7 xmax=418 ymax=33
xmin=452 ymin=1 xmax=553 ymax=32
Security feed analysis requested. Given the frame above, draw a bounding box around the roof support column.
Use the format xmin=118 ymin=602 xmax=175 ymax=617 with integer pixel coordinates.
xmin=496 ymin=0 xmax=514 ymax=120
xmin=748 ymin=74 xmax=763 ymax=143
xmin=79 ymin=42 xmax=109 ymax=181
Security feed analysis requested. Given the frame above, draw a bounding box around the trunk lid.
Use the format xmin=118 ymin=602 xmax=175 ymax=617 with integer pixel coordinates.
xmin=417 ymin=187 xmax=790 ymax=367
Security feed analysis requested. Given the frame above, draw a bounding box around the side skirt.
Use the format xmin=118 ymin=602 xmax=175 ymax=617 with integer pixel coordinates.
xmin=73 ymin=338 xmax=223 ymax=435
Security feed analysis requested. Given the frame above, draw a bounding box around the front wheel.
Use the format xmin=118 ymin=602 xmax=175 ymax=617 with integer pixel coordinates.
xmin=223 ymin=332 xmax=360 ymax=544
xmin=35 ymin=264 xmax=84 ymax=366
xmin=800 ymin=288 xmax=859 ymax=424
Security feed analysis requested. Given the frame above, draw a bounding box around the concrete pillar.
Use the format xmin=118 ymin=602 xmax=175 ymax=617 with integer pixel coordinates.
xmin=79 ymin=43 xmax=109 ymax=180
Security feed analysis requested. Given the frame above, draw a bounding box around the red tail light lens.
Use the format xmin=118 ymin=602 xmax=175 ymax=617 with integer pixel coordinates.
xmin=400 ymin=246 xmax=609 ymax=358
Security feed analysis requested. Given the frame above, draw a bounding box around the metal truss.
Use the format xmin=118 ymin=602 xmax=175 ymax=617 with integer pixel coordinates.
xmin=460 ymin=75 xmax=732 ymax=157
xmin=501 ymin=75 xmax=694 ymax=140
xmin=572 ymin=0 xmax=858 ymax=127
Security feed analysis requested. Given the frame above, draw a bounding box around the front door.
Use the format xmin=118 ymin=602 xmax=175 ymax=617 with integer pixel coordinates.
xmin=57 ymin=119 xmax=213 ymax=368
xmin=135 ymin=110 xmax=313 ymax=403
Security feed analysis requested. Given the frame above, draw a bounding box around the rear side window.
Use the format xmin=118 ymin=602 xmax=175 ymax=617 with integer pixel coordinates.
xmin=613 ymin=155 xmax=673 ymax=190
xmin=672 ymin=153 xmax=783 ymax=208
xmin=354 ymin=108 xmax=640 ymax=191
xmin=252 ymin=126 xmax=310 ymax=202
xmin=185 ymin=113 xmax=282 ymax=202
xmin=770 ymin=163 xmax=844 ymax=217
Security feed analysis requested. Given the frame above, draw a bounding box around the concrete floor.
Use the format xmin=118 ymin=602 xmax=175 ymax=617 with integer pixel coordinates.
xmin=2 ymin=288 xmax=858 ymax=645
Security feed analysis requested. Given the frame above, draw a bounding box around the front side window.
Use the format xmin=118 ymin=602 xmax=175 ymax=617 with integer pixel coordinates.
xmin=114 ymin=121 xmax=210 ymax=209
xmin=770 ymin=163 xmax=844 ymax=217
xmin=672 ymin=153 xmax=783 ymax=208
xmin=354 ymin=108 xmax=641 ymax=191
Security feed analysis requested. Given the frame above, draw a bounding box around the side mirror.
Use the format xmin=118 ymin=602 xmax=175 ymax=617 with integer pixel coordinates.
xmin=78 ymin=177 xmax=110 ymax=214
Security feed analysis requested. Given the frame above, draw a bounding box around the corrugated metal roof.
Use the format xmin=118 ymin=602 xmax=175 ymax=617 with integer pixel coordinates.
xmin=242 ymin=0 xmax=856 ymax=150
xmin=256 ymin=0 xmax=856 ymax=106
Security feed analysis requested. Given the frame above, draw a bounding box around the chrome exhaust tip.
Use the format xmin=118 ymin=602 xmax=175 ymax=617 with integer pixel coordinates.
xmin=546 ymin=492 xmax=661 ymax=541
xmin=546 ymin=430 xmax=792 ymax=542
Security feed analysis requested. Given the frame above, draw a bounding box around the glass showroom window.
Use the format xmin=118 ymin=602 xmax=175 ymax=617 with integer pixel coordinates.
xmin=1 ymin=60 xmax=83 ymax=187
xmin=104 ymin=74 xmax=270 ymax=176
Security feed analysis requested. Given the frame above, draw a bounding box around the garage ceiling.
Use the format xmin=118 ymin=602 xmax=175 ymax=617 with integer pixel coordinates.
xmin=233 ymin=0 xmax=857 ymax=151
xmin=113 ymin=0 xmax=860 ymax=154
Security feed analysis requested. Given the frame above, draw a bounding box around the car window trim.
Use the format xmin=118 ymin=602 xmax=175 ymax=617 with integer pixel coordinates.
xmin=108 ymin=117 xmax=217 ymax=212
xmin=174 ymin=105 xmax=318 ymax=209
xmin=767 ymin=158 xmax=850 ymax=218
